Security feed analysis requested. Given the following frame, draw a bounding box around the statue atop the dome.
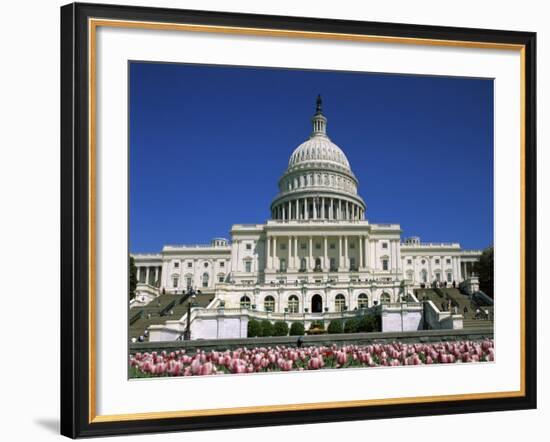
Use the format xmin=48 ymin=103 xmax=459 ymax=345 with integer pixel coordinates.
xmin=315 ymin=94 xmax=323 ymax=115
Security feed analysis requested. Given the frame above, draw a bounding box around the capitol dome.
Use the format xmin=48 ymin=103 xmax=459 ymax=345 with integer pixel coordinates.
xmin=288 ymin=135 xmax=351 ymax=171
xmin=270 ymin=96 xmax=366 ymax=222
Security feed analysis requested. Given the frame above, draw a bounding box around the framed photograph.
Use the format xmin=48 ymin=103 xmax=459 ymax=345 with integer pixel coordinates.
xmin=60 ymin=2 xmax=536 ymax=438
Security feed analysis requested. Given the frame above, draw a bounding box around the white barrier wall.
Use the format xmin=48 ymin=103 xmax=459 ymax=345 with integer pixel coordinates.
xmin=380 ymin=304 xmax=423 ymax=332
xmin=191 ymin=313 xmax=249 ymax=340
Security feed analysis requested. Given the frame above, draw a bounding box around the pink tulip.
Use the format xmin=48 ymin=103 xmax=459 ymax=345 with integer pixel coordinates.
xmin=336 ymin=351 xmax=347 ymax=366
xmin=200 ymin=362 xmax=214 ymax=376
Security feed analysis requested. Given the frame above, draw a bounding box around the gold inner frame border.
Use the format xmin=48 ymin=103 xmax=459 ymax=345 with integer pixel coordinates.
xmin=87 ymin=17 xmax=527 ymax=424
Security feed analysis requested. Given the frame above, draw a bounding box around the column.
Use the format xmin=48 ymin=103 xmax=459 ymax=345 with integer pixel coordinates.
xmin=338 ymin=200 xmax=342 ymax=220
xmin=294 ymin=236 xmax=298 ymax=270
xmin=155 ymin=267 xmax=159 ymax=284
xmin=359 ymin=236 xmax=364 ymax=268
xmin=145 ymin=267 xmax=150 ymax=285
xmin=309 ymin=236 xmax=313 ymax=270
xmin=330 ymin=198 xmax=334 ymax=220
xmin=344 ymin=236 xmax=349 ymax=269
xmin=304 ymin=198 xmax=309 ymax=220
xmin=273 ymin=236 xmax=278 ymax=270
xmin=313 ymin=199 xmax=317 ymax=219
xmin=288 ymin=201 xmax=292 ymax=220
xmin=137 ymin=267 xmax=141 ymax=283
xmin=266 ymin=236 xmax=271 ymax=269
xmin=364 ymin=236 xmax=369 ymax=270
xmin=288 ymin=236 xmax=294 ymax=269
xmin=295 ymin=200 xmax=299 ymax=221
xmin=339 ymin=236 xmax=343 ymax=269
xmin=324 ymin=236 xmax=328 ymax=270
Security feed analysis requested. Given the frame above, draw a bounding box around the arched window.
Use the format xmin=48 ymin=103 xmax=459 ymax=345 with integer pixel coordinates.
xmin=240 ymin=296 xmax=251 ymax=309
xmin=380 ymin=293 xmax=391 ymax=304
xmin=288 ymin=295 xmax=299 ymax=313
xmin=358 ymin=293 xmax=369 ymax=309
xmin=335 ymin=294 xmax=346 ymax=312
xmin=264 ymin=295 xmax=275 ymax=312
xmin=202 ymin=272 xmax=209 ymax=287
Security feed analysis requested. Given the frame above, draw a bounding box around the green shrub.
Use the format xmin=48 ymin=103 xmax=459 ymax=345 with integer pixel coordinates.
xmin=289 ymin=322 xmax=305 ymax=336
xmin=327 ymin=320 xmax=344 ymax=334
xmin=247 ymin=319 xmax=262 ymax=337
xmin=344 ymin=318 xmax=360 ymax=333
xmin=357 ymin=315 xmax=377 ymax=333
xmin=260 ymin=320 xmax=274 ymax=337
xmin=273 ymin=321 xmax=289 ymax=336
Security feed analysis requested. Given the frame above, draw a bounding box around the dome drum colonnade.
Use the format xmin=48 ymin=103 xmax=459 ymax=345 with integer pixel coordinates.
xmin=270 ymin=95 xmax=366 ymax=222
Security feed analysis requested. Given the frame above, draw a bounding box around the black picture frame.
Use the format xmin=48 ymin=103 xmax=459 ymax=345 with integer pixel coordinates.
xmin=61 ymin=2 xmax=537 ymax=438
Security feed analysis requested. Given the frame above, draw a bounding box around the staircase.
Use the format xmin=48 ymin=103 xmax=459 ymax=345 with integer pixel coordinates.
xmin=129 ymin=293 xmax=215 ymax=341
xmin=414 ymin=287 xmax=493 ymax=330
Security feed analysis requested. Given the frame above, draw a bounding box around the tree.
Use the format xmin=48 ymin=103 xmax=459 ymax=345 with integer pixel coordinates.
xmin=260 ymin=320 xmax=274 ymax=337
xmin=273 ymin=321 xmax=289 ymax=336
xmin=129 ymin=256 xmax=137 ymax=300
xmin=289 ymin=322 xmax=305 ymax=336
xmin=357 ymin=315 xmax=377 ymax=333
xmin=247 ymin=319 xmax=262 ymax=337
xmin=473 ymin=246 xmax=494 ymax=298
xmin=327 ymin=320 xmax=343 ymax=334
xmin=344 ymin=318 xmax=359 ymax=334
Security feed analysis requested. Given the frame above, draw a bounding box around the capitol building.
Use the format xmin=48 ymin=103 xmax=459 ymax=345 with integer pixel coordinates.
xmin=131 ymin=97 xmax=483 ymax=341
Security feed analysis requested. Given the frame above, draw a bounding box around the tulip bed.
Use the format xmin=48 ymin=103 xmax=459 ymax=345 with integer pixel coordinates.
xmin=129 ymin=340 xmax=494 ymax=378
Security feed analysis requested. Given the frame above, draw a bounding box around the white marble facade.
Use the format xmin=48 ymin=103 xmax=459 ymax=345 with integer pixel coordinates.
xmin=132 ymin=96 xmax=482 ymax=313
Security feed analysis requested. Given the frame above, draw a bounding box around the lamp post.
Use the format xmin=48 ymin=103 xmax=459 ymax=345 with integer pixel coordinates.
xmin=184 ymin=293 xmax=197 ymax=340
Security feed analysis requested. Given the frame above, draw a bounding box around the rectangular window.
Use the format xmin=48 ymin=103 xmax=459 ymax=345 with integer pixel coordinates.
xmin=172 ymin=277 xmax=178 ymax=288
xmin=407 ymin=259 xmax=412 ymax=265
xmin=187 ymin=262 xmax=192 ymax=268
xmin=246 ymin=243 xmax=252 ymax=250
xmin=330 ymin=243 xmax=336 ymax=249
xmin=281 ymin=243 xmax=286 ymax=250
xmin=382 ymin=242 xmax=388 ymax=249
xmin=446 ymin=258 xmax=452 ymax=264
xmin=435 ymin=259 xmax=440 ymax=265
xmin=174 ymin=262 xmax=179 ymax=268
xmin=218 ymin=275 xmax=224 ymax=283
xmin=350 ymin=257 xmax=356 ymax=270
xmin=382 ymin=259 xmax=389 ymax=271
xmin=186 ymin=277 xmax=192 ymax=288
xmin=245 ymin=261 xmax=251 ymax=272
xmin=220 ymin=261 xmax=225 ymax=267
xmin=301 ymin=243 xmax=306 ymax=250
xmin=315 ymin=243 xmax=321 ymax=250
xmin=330 ymin=258 xmax=336 ymax=270
xmin=350 ymin=243 xmax=355 ymax=249
xmin=447 ymin=273 xmax=452 ymax=282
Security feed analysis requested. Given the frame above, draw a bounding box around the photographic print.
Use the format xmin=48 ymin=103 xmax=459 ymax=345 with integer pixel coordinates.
xmin=128 ymin=63 xmax=495 ymax=378
xmin=61 ymin=4 xmax=536 ymax=436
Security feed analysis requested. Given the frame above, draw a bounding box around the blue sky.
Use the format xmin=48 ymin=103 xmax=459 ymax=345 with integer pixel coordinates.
xmin=129 ymin=62 xmax=493 ymax=253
